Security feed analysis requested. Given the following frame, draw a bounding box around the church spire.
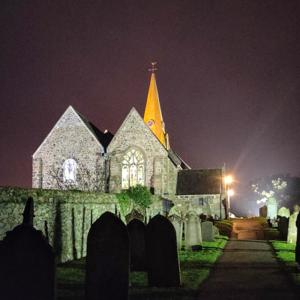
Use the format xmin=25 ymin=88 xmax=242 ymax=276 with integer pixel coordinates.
xmin=144 ymin=63 xmax=169 ymax=149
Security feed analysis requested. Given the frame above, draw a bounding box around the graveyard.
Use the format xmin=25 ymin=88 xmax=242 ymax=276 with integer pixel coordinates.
xmin=1 ymin=187 xmax=300 ymax=300
xmin=56 ymin=236 xmax=228 ymax=299
xmin=1 ymin=3 xmax=300 ymax=299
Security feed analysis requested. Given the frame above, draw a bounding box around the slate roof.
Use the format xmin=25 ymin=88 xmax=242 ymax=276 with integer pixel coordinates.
xmin=176 ymin=169 xmax=223 ymax=195
xmin=75 ymin=110 xmax=114 ymax=150
xmin=168 ymin=149 xmax=190 ymax=169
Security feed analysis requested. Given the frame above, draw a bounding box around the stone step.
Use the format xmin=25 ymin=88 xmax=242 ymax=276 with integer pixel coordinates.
xmin=237 ymin=230 xmax=264 ymax=240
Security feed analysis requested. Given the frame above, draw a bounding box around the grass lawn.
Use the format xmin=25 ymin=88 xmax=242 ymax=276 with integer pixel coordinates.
xmin=57 ymin=235 xmax=228 ymax=300
xmin=270 ymin=240 xmax=300 ymax=287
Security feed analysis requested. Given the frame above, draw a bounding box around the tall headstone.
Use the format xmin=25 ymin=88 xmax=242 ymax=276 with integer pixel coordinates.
xmin=168 ymin=213 xmax=183 ymax=250
xmin=22 ymin=196 xmax=34 ymax=225
xmin=0 ymin=198 xmax=55 ymax=300
xmin=259 ymin=205 xmax=267 ymax=218
xmin=201 ymin=221 xmax=214 ymax=242
xmin=296 ymin=211 xmax=300 ymax=266
xmin=287 ymin=205 xmax=300 ymax=244
xmin=267 ymin=197 xmax=278 ymax=220
xmin=85 ymin=212 xmax=129 ymax=300
xmin=185 ymin=211 xmax=202 ymax=250
xmin=278 ymin=216 xmax=289 ymax=241
xmin=146 ymin=214 xmax=180 ymax=287
xmin=125 ymin=209 xmax=144 ymax=224
xmin=127 ymin=219 xmax=146 ymax=271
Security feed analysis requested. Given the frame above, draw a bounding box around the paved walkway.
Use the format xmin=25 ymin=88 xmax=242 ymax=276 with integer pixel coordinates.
xmin=232 ymin=219 xmax=264 ymax=240
xmin=198 ymin=240 xmax=298 ymax=299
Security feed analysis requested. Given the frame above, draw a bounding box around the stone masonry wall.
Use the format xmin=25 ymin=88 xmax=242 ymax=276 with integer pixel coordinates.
xmin=108 ymin=108 xmax=178 ymax=195
xmin=0 ymin=187 xmax=118 ymax=262
xmin=174 ymin=194 xmax=226 ymax=218
xmin=0 ymin=187 xmax=164 ymax=263
xmin=32 ymin=107 xmax=106 ymax=192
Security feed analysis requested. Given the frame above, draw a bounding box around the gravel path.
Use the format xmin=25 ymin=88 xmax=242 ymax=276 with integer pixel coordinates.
xmin=198 ymin=239 xmax=298 ymax=299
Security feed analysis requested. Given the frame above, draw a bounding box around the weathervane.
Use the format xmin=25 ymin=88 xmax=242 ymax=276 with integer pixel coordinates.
xmin=148 ymin=61 xmax=158 ymax=73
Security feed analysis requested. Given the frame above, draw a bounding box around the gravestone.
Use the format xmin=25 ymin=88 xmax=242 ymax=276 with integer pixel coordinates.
xmin=185 ymin=212 xmax=202 ymax=250
xmin=259 ymin=205 xmax=267 ymax=218
xmin=168 ymin=213 xmax=183 ymax=250
xmin=146 ymin=214 xmax=180 ymax=287
xmin=127 ymin=219 xmax=146 ymax=271
xmin=201 ymin=221 xmax=214 ymax=242
xmin=278 ymin=216 xmax=289 ymax=241
xmin=267 ymin=197 xmax=278 ymax=219
xmin=287 ymin=205 xmax=300 ymax=244
xmin=0 ymin=198 xmax=55 ymax=300
xmin=296 ymin=211 xmax=300 ymax=265
xmin=213 ymin=225 xmax=219 ymax=237
xmin=277 ymin=207 xmax=290 ymax=218
xmin=85 ymin=212 xmax=129 ymax=300
xmin=125 ymin=209 xmax=144 ymax=224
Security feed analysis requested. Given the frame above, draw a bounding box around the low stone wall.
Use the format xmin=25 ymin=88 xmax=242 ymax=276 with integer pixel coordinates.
xmin=174 ymin=194 xmax=226 ymax=218
xmin=0 ymin=187 xmax=126 ymax=262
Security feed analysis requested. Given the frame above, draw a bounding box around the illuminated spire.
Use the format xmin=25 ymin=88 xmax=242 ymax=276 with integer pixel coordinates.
xmin=144 ymin=62 xmax=169 ymax=149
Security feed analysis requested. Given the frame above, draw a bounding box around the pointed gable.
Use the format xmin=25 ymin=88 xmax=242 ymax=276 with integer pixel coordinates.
xmin=33 ymin=106 xmax=110 ymax=158
xmin=108 ymin=107 xmax=167 ymax=155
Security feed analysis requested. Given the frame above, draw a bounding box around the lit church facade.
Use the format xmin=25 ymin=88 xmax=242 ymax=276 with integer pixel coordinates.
xmin=32 ymin=70 xmax=226 ymax=218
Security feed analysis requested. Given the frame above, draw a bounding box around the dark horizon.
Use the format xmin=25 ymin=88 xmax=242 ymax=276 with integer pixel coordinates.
xmin=1 ymin=1 xmax=299 ymax=198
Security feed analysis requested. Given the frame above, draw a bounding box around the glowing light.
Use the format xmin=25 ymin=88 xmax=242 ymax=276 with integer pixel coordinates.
xmin=227 ymin=189 xmax=235 ymax=197
xmin=224 ymin=175 xmax=233 ymax=185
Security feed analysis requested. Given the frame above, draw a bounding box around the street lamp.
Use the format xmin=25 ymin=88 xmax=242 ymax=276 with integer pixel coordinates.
xmin=224 ymin=175 xmax=233 ymax=185
xmin=224 ymin=175 xmax=234 ymax=218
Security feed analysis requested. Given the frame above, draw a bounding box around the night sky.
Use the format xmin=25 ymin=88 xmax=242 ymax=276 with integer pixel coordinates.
xmin=1 ymin=1 xmax=299 ymax=202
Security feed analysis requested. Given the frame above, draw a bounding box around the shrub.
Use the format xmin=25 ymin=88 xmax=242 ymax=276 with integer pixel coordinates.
xmin=215 ymin=220 xmax=233 ymax=237
xmin=116 ymin=185 xmax=153 ymax=215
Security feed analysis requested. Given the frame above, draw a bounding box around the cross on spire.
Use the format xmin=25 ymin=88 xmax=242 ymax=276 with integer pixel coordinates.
xmin=148 ymin=62 xmax=158 ymax=73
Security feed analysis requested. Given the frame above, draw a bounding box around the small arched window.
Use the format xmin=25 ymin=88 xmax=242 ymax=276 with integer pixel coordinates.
xmin=63 ymin=158 xmax=77 ymax=183
xmin=122 ymin=149 xmax=145 ymax=189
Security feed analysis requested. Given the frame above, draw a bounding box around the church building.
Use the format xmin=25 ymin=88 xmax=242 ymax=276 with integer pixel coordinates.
xmin=32 ymin=68 xmax=226 ymax=218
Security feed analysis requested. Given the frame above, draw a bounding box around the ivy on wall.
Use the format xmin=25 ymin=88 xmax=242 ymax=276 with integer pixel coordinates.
xmin=116 ymin=185 xmax=153 ymax=216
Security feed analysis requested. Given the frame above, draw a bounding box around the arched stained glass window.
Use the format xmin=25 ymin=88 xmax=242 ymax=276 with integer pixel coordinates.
xmin=122 ymin=149 xmax=145 ymax=189
xmin=63 ymin=158 xmax=77 ymax=183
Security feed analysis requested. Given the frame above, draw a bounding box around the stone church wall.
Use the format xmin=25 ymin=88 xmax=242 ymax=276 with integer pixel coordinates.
xmin=158 ymin=157 xmax=179 ymax=197
xmin=174 ymin=194 xmax=226 ymax=218
xmin=107 ymin=109 xmax=176 ymax=194
xmin=32 ymin=108 xmax=106 ymax=191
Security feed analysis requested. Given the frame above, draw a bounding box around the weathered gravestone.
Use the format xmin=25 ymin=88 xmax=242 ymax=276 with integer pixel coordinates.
xmin=213 ymin=225 xmax=219 ymax=237
xmin=125 ymin=209 xmax=144 ymax=224
xmin=201 ymin=221 xmax=214 ymax=242
xmin=146 ymin=214 xmax=180 ymax=287
xmin=287 ymin=205 xmax=300 ymax=244
xmin=267 ymin=197 xmax=278 ymax=220
xmin=185 ymin=211 xmax=202 ymax=250
xmin=85 ymin=211 xmax=129 ymax=300
xmin=0 ymin=198 xmax=55 ymax=300
xmin=296 ymin=212 xmax=300 ymax=266
xmin=168 ymin=213 xmax=183 ymax=250
xmin=259 ymin=205 xmax=267 ymax=218
xmin=127 ymin=219 xmax=146 ymax=271
xmin=278 ymin=216 xmax=289 ymax=241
